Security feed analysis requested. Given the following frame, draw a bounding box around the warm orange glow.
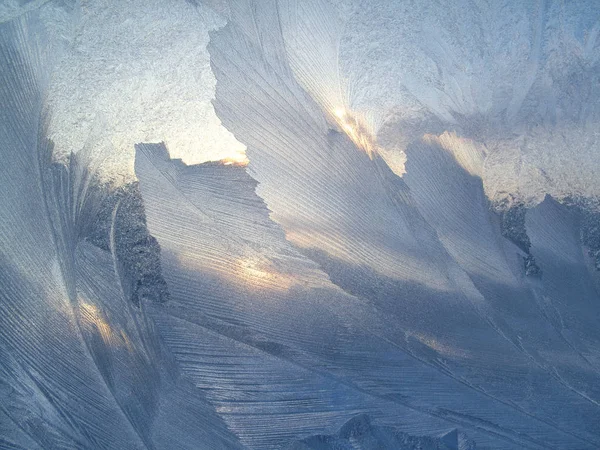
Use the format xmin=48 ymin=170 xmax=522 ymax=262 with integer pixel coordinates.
xmin=334 ymin=108 xmax=346 ymax=119
xmin=220 ymin=153 xmax=249 ymax=166
xmin=175 ymin=250 xmax=297 ymax=293
xmin=79 ymin=300 xmax=116 ymax=345
xmin=330 ymin=107 xmax=377 ymax=157
xmin=78 ymin=299 xmax=132 ymax=350
xmin=422 ymin=132 xmax=485 ymax=177
xmin=234 ymin=256 xmax=295 ymax=292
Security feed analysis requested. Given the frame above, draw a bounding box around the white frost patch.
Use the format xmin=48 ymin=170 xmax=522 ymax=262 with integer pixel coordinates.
xmin=46 ymin=0 xmax=245 ymax=183
xmin=281 ymin=0 xmax=600 ymax=204
xmin=0 ymin=0 xmax=51 ymax=23
xmin=484 ymin=122 xmax=600 ymax=205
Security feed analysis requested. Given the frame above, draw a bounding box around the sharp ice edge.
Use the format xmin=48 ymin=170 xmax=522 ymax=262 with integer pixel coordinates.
xmin=0 ymin=12 xmax=241 ymax=450
xmin=279 ymin=0 xmax=600 ymax=205
xmin=205 ymin=0 xmax=600 ymax=448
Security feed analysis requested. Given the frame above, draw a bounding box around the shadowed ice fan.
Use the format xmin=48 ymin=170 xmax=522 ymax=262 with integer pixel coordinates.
xmin=1 ymin=0 xmax=599 ymax=449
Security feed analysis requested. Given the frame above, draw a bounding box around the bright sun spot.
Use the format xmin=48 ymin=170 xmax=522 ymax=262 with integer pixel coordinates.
xmin=330 ymin=107 xmax=377 ymax=158
xmin=235 ymin=257 xmax=295 ymax=292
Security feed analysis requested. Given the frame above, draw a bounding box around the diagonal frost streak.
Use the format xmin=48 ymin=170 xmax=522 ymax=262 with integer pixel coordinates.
xmin=1 ymin=1 xmax=600 ymax=449
xmin=133 ymin=141 xmax=594 ymax=448
xmin=0 ymin=11 xmax=241 ymax=450
xmin=203 ymin=0 xmax=600 ymax=448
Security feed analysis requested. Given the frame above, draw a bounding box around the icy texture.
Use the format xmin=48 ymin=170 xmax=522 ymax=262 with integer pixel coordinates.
xmin=204 ymin=0 xmax=600 ymax=447
xmin=276 ymin=0 xmax=600 ymax=204
xmin=134 ymin=143 xmax=560 ymax=449
xmin=84 ymin=182 xmax=169 ymax=305
xmin=1 ymin=1 xmax=600 ymax=449
xmin=0 ymin=11 xmax=240 ymax=449
xmin=580 ymin=208 xmax=600 ymax=270
xmin=290 ymin=414 xmax=476 ymax=450
xmin=44 ymin=0 xmax=245 ymax=183
xmin=0 ymin=0 xmax=51 ymax=23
